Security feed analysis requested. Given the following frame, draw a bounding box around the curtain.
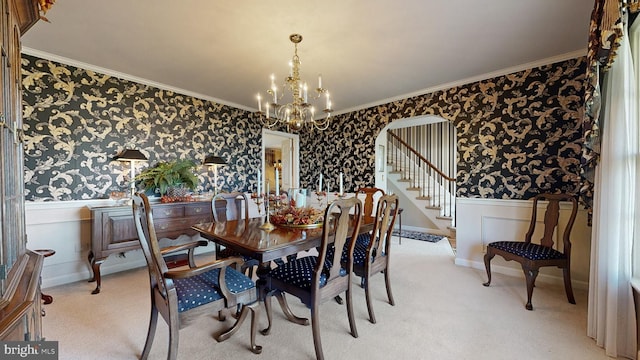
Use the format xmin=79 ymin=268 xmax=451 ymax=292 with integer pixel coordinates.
xmin=587 ymin=11 xmax=639 ymax=359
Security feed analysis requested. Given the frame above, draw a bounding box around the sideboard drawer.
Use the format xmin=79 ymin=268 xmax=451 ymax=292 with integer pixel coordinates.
xmin=153 ymin=205 xmax=186 ymax=219
xmin=185 ymin=203 xmax=210 ymax=216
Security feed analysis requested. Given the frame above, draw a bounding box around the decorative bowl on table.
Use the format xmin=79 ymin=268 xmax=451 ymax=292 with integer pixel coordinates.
xmin=270 ymin=206 xmax=324 ymax=228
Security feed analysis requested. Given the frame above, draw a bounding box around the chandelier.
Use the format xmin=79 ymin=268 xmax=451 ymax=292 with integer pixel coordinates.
xmin=256 ymin=34 xmax=332 ymax=131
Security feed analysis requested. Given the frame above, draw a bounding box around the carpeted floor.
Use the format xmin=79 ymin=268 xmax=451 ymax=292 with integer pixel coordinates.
xmin=392 ymin=229 xmax=443 ymax=242
xmin=39 ymin=238 xmax=608 ymax=360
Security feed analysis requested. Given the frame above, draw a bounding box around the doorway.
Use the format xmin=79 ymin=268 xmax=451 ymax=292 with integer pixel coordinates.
xmin=262 ymin=129 xmax=300 ymax=194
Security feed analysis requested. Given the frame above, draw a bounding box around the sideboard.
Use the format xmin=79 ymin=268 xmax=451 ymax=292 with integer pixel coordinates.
xmin=88 ymin=200 xmax=213 ymax=294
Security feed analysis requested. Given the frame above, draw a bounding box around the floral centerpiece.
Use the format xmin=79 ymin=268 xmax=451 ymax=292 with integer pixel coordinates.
xmin=270 ymin=206 xmax=324 ymax=228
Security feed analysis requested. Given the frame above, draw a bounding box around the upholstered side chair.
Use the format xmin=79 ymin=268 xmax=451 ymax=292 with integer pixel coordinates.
xmin=263 ymin=197 xmax=363 ymax=360
xmin=346 ymin=193 xmax=399 ymax=324
xmin=482 ymin=193 xmax=579 ymax=310
xmin=132 ymin=193 xmax=262 ymax=359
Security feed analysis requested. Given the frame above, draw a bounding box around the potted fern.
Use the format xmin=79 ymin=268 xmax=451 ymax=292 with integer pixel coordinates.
xmin=134 ymin=159 xmax=198 ymax=202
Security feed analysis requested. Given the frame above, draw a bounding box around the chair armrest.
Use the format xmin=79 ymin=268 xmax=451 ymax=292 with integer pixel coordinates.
xmin=165 ymin=256 xmax=244 ymax=279
xmin=161 ymin=240 xmax=208 ymax=256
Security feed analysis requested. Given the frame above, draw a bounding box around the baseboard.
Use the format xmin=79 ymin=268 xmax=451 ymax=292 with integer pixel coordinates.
xmin=41 ymin=259 xmax=147 ymax=289
xmin=454 ymin=258 xmax=589 ymax=291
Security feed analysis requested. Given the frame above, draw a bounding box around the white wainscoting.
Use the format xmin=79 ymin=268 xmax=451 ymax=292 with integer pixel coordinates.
xmin=25 ymin=199 xmax=217 ymax=290
xmin=455 ymin=197 xmax=592 ymax=290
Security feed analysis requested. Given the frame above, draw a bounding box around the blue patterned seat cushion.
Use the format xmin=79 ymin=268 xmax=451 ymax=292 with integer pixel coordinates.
xmin=327 ymin=233 xmax=382 ymax=266
xmin=268 ymin=256 xmax=347 ymax=290
xmin=488 ymin=241 xmax=565 ymax=261
xmin=174 ymin=267 xmax=255 ymax=312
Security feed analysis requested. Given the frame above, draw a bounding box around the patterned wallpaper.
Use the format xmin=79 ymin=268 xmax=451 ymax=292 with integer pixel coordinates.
xmin=22 ymin=55 xmax=262 ymax=201
xmin=300 ymin=57 xmax=586 ymax=200
xmin=21 ymin=54 xmax=585 ymax=202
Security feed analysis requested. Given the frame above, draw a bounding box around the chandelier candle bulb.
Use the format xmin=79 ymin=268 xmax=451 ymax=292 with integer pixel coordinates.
xmin=266 ymin=102 xmax=270 ymax=118
xmin=303 ymin=83 xmax=308 ymax=103
xmin=318 ymin=74 xmax=322 ymax=89
xmin=257 ymin=94 xmax=262 ymax=112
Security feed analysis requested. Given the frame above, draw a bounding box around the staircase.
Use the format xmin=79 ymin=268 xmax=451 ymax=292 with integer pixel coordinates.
xmin=387 ymin=125 xmax=456 ymax=238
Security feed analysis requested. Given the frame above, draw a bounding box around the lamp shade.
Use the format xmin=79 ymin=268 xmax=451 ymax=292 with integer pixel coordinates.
xmin=203 ymin=155 xmax=226 ymax=166
xmin=114 ymin=149 xmax=148 ymax=161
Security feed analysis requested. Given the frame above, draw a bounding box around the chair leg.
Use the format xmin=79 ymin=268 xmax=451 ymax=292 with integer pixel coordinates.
xmin=346 ymin=286 xmax=358 ymax=338
xmin=311 ymin=306 xmax=325 ymax=360
xmin=168 ymin=315 xmax=179 ymax=360
xmin=563 ymin=266 xmax=576 ymax=304
xmin=482 ymin=251 xmax=495 ymax=286
xmin=215 ymin=304 xmax=249 ymax=342
xmin=384 ymin=268 xmax=395 ymax=306
xmin=140 ymin=305 xmax=158 ymax=360
xmin=248 ymin=302 xmax=263 ymax=354
xmin=523 ymin=267 xmax=539 ymax=311
xmin=261 ymin=294 xmax=274 ymax=335
xmin=363 ymin=273 xmax=376 ymax=324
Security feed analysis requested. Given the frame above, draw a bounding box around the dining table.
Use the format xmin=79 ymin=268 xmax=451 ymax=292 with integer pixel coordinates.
xmin=192 ymin=215 xmax=374 ymax=331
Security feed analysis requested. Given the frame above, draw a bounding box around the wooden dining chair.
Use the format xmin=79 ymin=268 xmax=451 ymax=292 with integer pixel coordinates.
xmin=356 ymin=187 xmax=403 ymax=245
xmin=356 ymin=187 xmax=385 ymax=224
xmin=132 ymin=193 xmax=261 ymax=359
xmin=344 ymin=193 xmax=399 ymax=324
xmin=211 ymin=192 xmax=259 ymax=277
xmin=482 ymin=193 xmax=579 ymax=310
xmin=263 ymin=197 xmax=363 ymax=360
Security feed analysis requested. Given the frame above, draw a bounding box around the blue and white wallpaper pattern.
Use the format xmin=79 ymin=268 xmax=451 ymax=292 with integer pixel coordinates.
xmin=21 ymin=54 xmax=586 ymax=202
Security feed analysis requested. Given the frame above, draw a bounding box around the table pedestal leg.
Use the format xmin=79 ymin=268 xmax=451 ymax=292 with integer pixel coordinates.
xmin=257 ymin=261 xmax=309 ymax=336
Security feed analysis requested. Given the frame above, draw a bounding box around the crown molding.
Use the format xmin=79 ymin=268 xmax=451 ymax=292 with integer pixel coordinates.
xmin=22 ymin=47 xmax=586 ymax=116
xmin=21 ymin=47 xmax=255 ymax=112
xmin=333 ymin=49 xmax=587 ymax=116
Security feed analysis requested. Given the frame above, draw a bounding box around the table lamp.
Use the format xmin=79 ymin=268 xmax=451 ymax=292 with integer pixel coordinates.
xmin=114 ymin=149 xmax=148 ymax=197
xmin=203 ymin=155 xmax=226 ymax=195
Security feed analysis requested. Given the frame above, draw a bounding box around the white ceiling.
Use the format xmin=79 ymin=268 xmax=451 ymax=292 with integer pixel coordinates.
xmin=22 ymin=0 xmax=593 ymax=115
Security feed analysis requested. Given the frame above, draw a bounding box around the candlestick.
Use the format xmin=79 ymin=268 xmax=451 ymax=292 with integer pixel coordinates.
xmin=275 ymin=169 xmax=280 ymax=196
xmin=257 ymin=170 xmax=261 ymax=196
